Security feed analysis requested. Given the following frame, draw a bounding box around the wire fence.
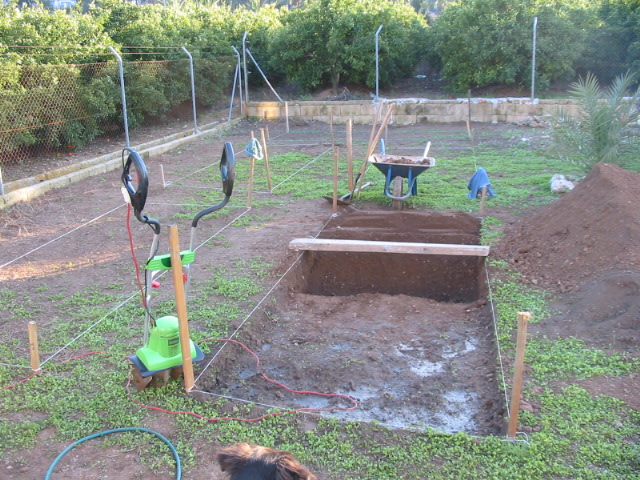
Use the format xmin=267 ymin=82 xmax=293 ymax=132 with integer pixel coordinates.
xmin=0 ymin=48 xmax=237 ymax=186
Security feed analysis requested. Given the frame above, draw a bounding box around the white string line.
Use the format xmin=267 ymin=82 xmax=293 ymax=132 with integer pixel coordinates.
xmin=0 ymin=204 xmax=124 ymax=271
xmin=40 ymin=292 xmax=139 ymax=366
xmin=193 ymin=251 xmax=304 ymax=384
xmin=190 ymin=389 xmax=343 ymax=420
xmin=271 ymin=146 xmax=334 ymax=192
xmin=0 ymin=361 xmax=32 ymax=369
xmin=146 ymin=202 xmax=249 ymax=208
xmin=149 ymin=186 xmax=273 ymax=195
xmin=9 ymin=208 xmax=251 ymax=368
xmin=194 ymin=213 xmax=335 ymax=385
xmin=266 ymin=143 xmax=333 ymax=148
xmin=193 ymin=207 xmax=252 ymax=252
xmin=190 ymin=389 xmax=295 ymax=412
xmin=485 ymin=264 xmax=510 ymax=417
xmin=163 ymin=160 xmax=220 ymax=187
xmin=157 ymin=184 xmax=224 ymax=190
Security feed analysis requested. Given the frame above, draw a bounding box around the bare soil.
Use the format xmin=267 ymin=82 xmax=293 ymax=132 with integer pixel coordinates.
xmin=1 ymin=120 xmax=639 ymax=479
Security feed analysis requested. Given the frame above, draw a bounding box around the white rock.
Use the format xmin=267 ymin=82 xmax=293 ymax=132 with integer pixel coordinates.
xmin=550 ymin=174 xmax=575 ymax=193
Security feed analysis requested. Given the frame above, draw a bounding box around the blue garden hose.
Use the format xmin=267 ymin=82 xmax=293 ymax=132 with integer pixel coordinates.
xmin=44 ymin=427 xmax=181 ymax=479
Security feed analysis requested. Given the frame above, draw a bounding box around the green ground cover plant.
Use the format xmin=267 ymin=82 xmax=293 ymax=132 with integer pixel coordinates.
xmin=1 ymin=133 xmax=639 ymax=479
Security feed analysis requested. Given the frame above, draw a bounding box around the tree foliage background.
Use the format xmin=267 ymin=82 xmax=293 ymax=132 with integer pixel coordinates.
xmin=0 ymin=0 xmax=638 ymax=155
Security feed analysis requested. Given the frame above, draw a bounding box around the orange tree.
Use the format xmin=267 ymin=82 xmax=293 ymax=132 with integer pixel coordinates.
xmin=267 ymin=0 xmax=428 ymax=92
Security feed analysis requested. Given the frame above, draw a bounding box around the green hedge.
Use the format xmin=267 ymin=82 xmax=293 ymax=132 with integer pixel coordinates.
xmin=0 ymin=0 xmax=636 ymax=159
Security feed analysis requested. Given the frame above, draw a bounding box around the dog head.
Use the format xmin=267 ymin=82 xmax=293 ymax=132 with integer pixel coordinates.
xmin=216 ymin=443 xmax=318 ymax=480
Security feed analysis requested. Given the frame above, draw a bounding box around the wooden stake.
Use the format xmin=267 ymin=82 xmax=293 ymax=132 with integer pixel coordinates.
xmin=346 ymin=119 xmax=353 ymax=191
xmin=260 ymin=128 xmax=273 ymax=192
xmin=358 ymin=103 xmax=395 ymax=199
xmin=285 ymin=101 xmax=290 ymax=133
xmin=367 ymin=103 xmax=382 ymax=158
xmin=479 ymin=186 xmax=488 ymax=216
xmin=466 ymin=119 xmax=475 ymax=149
xmin=160 ymin=164 xmax=166 ymax=188
xmin=28 ymin=321 xmax=41 ymax=372
xmin=265 ymin=125 xmax=270 ymax=140
xmin=329 ymin=108 xmax=334 ymax=146
xmin=168 ymin=225 xmax=195 ymax=393
xmin=507 ymin=311 xmax=532 ymax=437
xmin=366 ymin=104 xmax=395 ymax=160
xmin=332 ymin=147 xmax=339 ymax=214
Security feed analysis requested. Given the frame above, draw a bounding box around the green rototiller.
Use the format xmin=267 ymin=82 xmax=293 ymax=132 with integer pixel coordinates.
xmin=120 ymin=142 xmax=235 ymax=390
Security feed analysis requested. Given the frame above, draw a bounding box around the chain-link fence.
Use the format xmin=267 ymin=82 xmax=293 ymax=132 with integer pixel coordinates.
xmin=0 ymin=48 xmax=236 ymax=188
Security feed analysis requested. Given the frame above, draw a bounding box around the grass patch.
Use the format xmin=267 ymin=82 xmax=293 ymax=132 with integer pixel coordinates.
xmin=1 ymin=124 xmax=638 ymax=479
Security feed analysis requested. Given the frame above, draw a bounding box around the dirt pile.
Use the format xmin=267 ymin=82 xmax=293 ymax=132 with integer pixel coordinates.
xmin=495 ymin=162 xmax=640 ymax=348
xmin=496 ymin=162 xmax=640 ymax=293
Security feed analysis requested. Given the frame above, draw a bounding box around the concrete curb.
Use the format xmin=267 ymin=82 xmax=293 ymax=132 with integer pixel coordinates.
xmin=0 ymin=118 xmax=242 ymax=210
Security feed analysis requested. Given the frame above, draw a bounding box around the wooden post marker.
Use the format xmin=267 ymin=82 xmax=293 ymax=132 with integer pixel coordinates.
xmin=285 ymin=101 xmax=290 ymax=133
xmin=507 ymin=311 xmax=532 ymax=437
xmin=260 ymin=128 xmax=273 ymax=192
xmin=28 ymin=321 xmax=41 ymax=372
xmin=168 ymin=225 xmax=195 ymax=393
xmin=332 ymin=147 xmax=340 ymax=214
xmin=346 ymin=119 xmax=353 ymax=191
xmin=479 ymin=186 xmax=488 ymax=216
xmin=358 ymin=103 xmax=395 ymax=199
xmin=160 ymin=164 xmax=166 ymax=188
xmin=367 ymin=103 xmax=382 ymax=157
xmin=329 ymin=108 xmax=335 ymax=145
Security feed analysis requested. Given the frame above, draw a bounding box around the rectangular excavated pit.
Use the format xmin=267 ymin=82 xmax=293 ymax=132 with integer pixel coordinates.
xmin=203 ymin=211 xmax=505 ymax=436
xmin=290 ymin=211 xmax=488 ymax=302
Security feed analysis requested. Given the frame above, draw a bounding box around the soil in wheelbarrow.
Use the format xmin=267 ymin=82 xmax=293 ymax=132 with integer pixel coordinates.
xmin=200 ymin=210 xmax=505 ymax=436
xmin=373 ymin=154 xmax=435 ymax=165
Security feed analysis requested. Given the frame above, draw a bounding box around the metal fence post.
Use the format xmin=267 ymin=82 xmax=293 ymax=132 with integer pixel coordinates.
xmin=242 ymin=31 xmax=249 ymax=105
xmin=246 ymin=49 xmax=283 ymax=102
xmin=0 ymin=166 xmax=4 ymax=196
xmin=375 ymin=24 xmax=383 ymax=101
xmin=108 ymin=46 xmax=130 ymax=148
xmin=531 ymin=16 xmax=538 ymax=100
xmin=181 ymin=46 xmax=199 ymax=134
xmin=231 ymin=45 xmax=244 ymax=120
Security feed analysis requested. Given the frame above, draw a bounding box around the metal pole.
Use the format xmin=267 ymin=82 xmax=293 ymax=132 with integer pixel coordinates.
xmin=242 ymin=31 xmax=249 ymax=105
xmin=0 ymin=166 xmax=4 ymax=196
xmin=229 ymin=62 xmax=240 ymax=122
xmin=232 ymin=46 xmax=244 ymax=117
xmin=108 ymin=46 xmax=130 ymax=148
xmin=375 ymin=24 xmax=383 ymax=101
xmin=181 ymin=46 xmax=199 ymax=134
xmin=246 ymin=49 xmax=283 ymax=102
xmin=531 ymin=17 xmax=538 ymax=100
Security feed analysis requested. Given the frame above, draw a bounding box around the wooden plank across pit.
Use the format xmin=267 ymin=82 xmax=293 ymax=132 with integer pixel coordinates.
xmin=288 ymin=238 xmax=490 ymax=256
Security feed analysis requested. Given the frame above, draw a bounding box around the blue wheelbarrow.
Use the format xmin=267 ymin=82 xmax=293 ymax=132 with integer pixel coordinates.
xmin=368 ymin=152 xmax=435 ymax=210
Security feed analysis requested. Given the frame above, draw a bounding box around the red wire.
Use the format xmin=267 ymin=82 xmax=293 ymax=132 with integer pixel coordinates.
xmin=125 ymin=338 xmax=359 ymax=422
xmin=126 ymin=203 xmax=147 ymax=309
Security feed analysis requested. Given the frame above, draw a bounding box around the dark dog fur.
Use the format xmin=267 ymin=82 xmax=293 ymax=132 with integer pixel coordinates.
xmin=216 ymin=443 xmax=318 ymax=480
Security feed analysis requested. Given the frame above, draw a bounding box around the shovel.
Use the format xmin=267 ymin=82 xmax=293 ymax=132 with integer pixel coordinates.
xmin=323 ymin=182 xmax=371 ymax=205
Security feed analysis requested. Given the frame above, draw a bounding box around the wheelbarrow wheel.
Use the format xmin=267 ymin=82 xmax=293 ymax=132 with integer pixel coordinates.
xmin=392 ymin=176 xmax=403 ymax=210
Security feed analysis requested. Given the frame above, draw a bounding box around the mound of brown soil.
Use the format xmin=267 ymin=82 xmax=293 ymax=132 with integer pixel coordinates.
xmin=496 ymin=163 xmax=640 ymax=293
xmin=495 ymin=162 xmax=640 ymax=349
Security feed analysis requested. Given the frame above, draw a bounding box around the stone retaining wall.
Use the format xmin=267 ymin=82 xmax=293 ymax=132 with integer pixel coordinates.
xmin=247 ymin=98 xmax=580 ymax=125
